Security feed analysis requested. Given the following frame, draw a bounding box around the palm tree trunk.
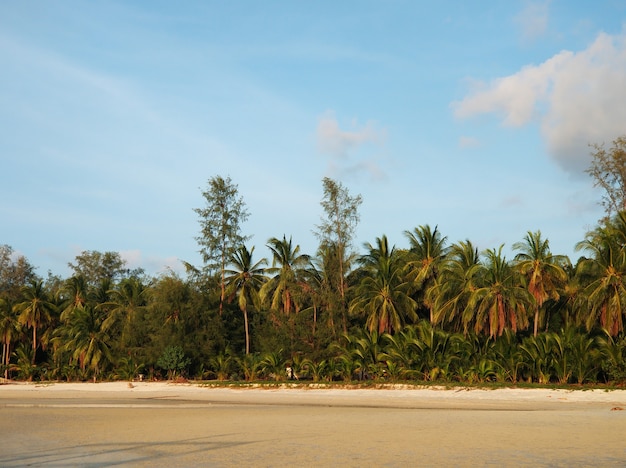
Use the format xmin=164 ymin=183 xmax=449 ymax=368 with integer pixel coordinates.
xmin=32 ymin=326 xmax=37 ymax=364
xmin=2 ymin=342 xmax=7 ymax=380
xmin=533 ymin=307 xmax=539 ymax=337
xmin=338 ymin=244 xmax=348 ymax=334
xmin=243 ymin=308 xmax=250 ymax=355
xmin=220 ymin=255 xmax=225 ymax=316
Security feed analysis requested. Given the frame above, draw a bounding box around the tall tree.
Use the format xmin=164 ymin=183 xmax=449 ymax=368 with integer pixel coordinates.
xmin=194 ymin=176 xmax=250 ymax=315
xmin=575 ymin=213 xmax=626 ymax=336
xmin=260 ymin=236 xmax=310 ymax=316
xmin=61 ymin=305 xmax=111 ymax=381
xmin=465 ymin=246 xmax=532 ymax=338
xmin=100 ymin=277 xmax=148 ymax=348
xmin=513 ymin=231 xmax=568 ymax=336
xmin=586 ymin=135 xmax=626 ymax=219
xmin=0 ymin=298 xmax=20 ymax=379
xmin=404 ymin=225 xmax=449 ymax=323
xmin=225 ymin=246 xmax=267 ymax=354
xmin=13 ymin=280 xmax=56 ymax=363
xmin=429 ymin=240 xmax=480 ymax=333
xmin=314 ymin=177 xmax=362 ymax=331
xmin=58 ymin=275 xmax=89 ymax=322
xmin=0 ymin=245 xmax=36 ymax=302
xmin=68 ymin=251 xmax=129 ymax=287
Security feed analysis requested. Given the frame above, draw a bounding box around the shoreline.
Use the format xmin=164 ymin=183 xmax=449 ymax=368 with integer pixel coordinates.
xmin=2 ymin=380 xmax=626 ymax=410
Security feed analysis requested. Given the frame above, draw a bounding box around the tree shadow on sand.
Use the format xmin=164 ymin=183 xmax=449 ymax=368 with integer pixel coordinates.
xmin=1 ymin=434 xmax=257 ymax=467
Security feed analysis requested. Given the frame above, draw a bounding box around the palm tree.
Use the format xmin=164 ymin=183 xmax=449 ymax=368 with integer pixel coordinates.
xmin=513 ymin=231 xmax=568 ymax=336
xmin=464 ymin=246 xmax=532 ymax=338
xmin=260 ymin=350 xmax=287 ymax=381
xmin=404 ymin=225 xmax=449 ymax=323
xmin=260 ymin=236 xmax=310 ymax=316
xmin=225 ymin=245 xmax=267 ymax=354
xmin=0 ymin=298 xmax=20 ymax=379
xmin=575 ymin=215 xmax=626 ymax=336
xmin=58 ymin=275 xmax=89 ymax=322
xmin=236 ymin=353 xmax=263 ymax=381
xmin=429 ymin=240 xmax=480 ymax=333
xmin=519 ymin=333 xmax=554 ymax=383
xmin=412 ymin=320 xmax=461 ymax=381
xmin=350 ymin=236 xmax=417 ymax=334
xmin=100 ymin=277 xmax=148 ymax=347
xmin=337 ymin=329 xmax=388 ymax=380
xmin=13 ymin=280 xmax=56 ymax=363
xmin=61 ymin=305 xmax=111 ymax=381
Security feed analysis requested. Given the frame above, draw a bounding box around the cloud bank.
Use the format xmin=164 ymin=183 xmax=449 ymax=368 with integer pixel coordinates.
xmin=453 ymin=31 xmax=626 ymax=175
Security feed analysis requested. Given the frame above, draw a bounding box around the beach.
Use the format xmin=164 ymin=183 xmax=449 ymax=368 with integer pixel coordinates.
xmin=2 ymin=382 xmax=626 ymax=466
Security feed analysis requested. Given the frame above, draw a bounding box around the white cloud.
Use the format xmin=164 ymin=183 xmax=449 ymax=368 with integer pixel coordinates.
xmin=453 ymin=31 xmax=626 ymax=174
xmin=515 ymin=1 xmax=550 ymax=42
xmin=316 ymin=112 xmax=387 ymax=179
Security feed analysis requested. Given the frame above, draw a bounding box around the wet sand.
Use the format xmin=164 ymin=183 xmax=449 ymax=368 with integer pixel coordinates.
xmin=2 ymin=382 xmax=626 ymax=466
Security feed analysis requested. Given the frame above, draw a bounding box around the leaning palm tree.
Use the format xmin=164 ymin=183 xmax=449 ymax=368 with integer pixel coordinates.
xmin=13 ymin=280 xmax=56 ymax=363
xmin=260 ymin=236 xmax=310 ymax=316
xmin=350 ymin=236 xmax=417 ymax=334
xmin=513 ymin=231 xmax=568 ymax=336
xmin=464 ymin=246 xmax=532 ymax=338
xmin=404 ymin=225 xmax=449 ymax=323
xmin=225 ymin=245 xmax=267 ymax=354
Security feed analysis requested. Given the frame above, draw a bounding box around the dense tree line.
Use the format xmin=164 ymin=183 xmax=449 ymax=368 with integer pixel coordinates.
xmin=2 ymin=139 xmax=626 ymax=386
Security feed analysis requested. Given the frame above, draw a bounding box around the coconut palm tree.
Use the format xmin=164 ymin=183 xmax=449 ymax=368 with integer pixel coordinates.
xmin=260 ymin=236 xmax=310 ymax=316
xmin=0 ymin=298 xmax=20 ymax=379
xmin=513 ymin=231 xmax=568 ymax=336
xmin=225 ymin=245 xmax=267 ymax=354
xmin=429 ymin=240 xmax=480 ymax=333
xmin=13 ymin=280 xmax=56 ymax=363
xmin=575 ymin=215 xmax=626 ymax=336
xmin=61 ymin=305 xmax=111 ymax=381
xmin=100 ymin=277 xmax=148 ymax=346
xmin=58 ymin=275 xmax=89 ymax=322
xmin=404 ymin=225 xmax=449 ymax=323
xmin=464 ymin=246 xmax=532 ymax=338
xmin=350 ymin=236 xmax=417 ymax=334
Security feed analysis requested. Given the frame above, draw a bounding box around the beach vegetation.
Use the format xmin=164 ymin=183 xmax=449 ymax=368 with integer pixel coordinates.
xmin=3 ymin=166 xmax=626 ymax=389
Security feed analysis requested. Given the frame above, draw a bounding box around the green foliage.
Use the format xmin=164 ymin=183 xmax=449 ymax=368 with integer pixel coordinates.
xmin=0 ymin=244 xmax=37 ymax=302
xmin=157 ymin=345 xmax=191 ymax=380
xmin=209 ymin=351 xmax=234 ymax=381
xmin=8 ymin=164 xmax=626 ymax=387
xmin=68 ymin=251 xmax=130 ymax=286
xmin=113 ymin=356 xmax=145 ymax=382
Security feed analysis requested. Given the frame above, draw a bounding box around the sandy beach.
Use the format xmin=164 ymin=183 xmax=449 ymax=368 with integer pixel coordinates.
xmin=2 ymin=382 xmax=626 ymax=466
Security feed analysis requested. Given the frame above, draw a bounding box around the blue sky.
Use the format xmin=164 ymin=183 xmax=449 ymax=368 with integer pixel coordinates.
xmin=2 ymin=1 xmax=625 ymax=277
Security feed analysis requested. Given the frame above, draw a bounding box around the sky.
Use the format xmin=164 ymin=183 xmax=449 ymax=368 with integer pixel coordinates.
xmin=2 ymin=1 xmax=626 ymax=278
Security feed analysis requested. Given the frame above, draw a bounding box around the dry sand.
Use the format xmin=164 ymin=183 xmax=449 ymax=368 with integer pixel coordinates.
xmin=2 ymin=382 xmax=626 ymax=466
